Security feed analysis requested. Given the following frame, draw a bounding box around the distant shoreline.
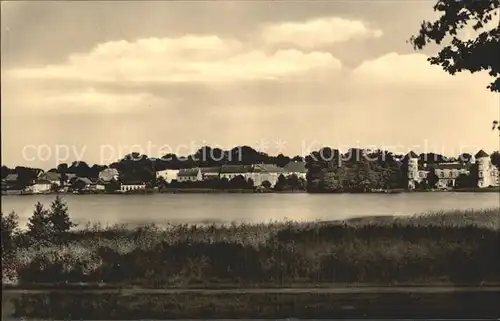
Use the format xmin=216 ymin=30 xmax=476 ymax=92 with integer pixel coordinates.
xmin=2 ymin=186 xmax=499 ymax=196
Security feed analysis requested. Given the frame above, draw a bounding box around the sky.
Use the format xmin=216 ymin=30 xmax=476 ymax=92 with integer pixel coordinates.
xmin=1 ymin=1 xmax=499 ymax=169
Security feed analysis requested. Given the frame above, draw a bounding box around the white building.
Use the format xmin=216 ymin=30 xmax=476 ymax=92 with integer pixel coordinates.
xmin=92 ymin=180 xmax=106 ymax=191
xmin=219 ymin=165 xmax=252 ymax=181
xmin=120 ymin=181 xmax=146 ymax=192
xmin=246 ymin=164 xmax=284 ymax=187
xmin=476 ymin=150 xmax=499 ymax=188
xmin=200 ymin=167 xmax=220 ymax=180
xmin=406 ymin=150 xmax=498 ymax=189
xmin=72 ymin=177 xmax=93 ymax=191
xmin=29 ymin=179 xmax=52 ymax=194
xmin=176 ymin=168 xmax=202 ymax=182
xmin=99 ymin=168 xmax=119 ymax=182
xmin=37 ymin=172 xmax=62 ymax=186
xmin=156 ymin=169 xmax=180 ymax=183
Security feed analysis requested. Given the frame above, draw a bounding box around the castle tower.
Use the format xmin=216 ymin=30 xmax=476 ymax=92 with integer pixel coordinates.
xmin=406 ymin=151 xmax=419 ymax=189
xmin=475 ymin=149 xmax=491 ymax=188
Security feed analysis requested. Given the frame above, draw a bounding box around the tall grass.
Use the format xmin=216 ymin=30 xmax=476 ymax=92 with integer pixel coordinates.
xmin=4 ymin=208 xmax=500 ymax=287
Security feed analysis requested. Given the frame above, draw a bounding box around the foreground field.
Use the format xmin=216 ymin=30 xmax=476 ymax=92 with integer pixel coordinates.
xmin=3 ymin=207 xmax=499 ymax=287
xmin=3 ymin=289 xmax=500 ymax=319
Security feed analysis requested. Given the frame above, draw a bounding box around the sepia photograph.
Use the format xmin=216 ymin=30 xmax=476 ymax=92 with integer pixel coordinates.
xmin=1 ymin=0 xmax=499 ymax=319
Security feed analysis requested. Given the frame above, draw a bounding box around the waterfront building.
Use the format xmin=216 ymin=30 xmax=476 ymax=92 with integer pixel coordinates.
xmin=99 ymin=168 xmax=119 ymax=182
xmin=38 ymin=172 xmax=62 ymax=186
xmin=120 ymin=181 xmax=146 ymax=192
xmin=283 ymin=161 xmax=308 ymax=180
xmin=72 ymin=177 xmax=93 ymax=191
xmin=219 ymin=165 xmax=253 ymax=181
xmin=200 ymin=167 xmax=221 ymax=180
xmin=246 ymin=164 xmax=284 ymax=187
xmin=3 ymin=174 xmax=19 ymax=190
xmin=176 ymin=168 xmax=202 ymax=182
xmin=29 ymin=179 xmax=52 ymax=194
xmin=476 ymin=150 xmax=500 ymax=188
xmin=406 ymin=149 xmax=499 ymax=189
xmin=156 ymin=169 xmax=180 ymax=183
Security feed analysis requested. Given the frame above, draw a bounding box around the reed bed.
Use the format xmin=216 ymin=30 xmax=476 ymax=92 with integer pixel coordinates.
xmin=4 ymin=208 xmax=500 ymax=287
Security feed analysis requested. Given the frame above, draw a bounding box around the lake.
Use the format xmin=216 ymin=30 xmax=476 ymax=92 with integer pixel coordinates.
xmin=1 ymin=192 xmax=498 ymax=228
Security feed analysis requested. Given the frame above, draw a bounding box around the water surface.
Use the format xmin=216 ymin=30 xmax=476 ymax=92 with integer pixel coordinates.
xmin=1 ymin=193 xmax=497 ymax=228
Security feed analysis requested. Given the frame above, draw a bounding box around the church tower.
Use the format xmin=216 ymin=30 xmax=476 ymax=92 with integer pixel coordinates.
xmin=475 ymin=150 xmax=491 ymax=188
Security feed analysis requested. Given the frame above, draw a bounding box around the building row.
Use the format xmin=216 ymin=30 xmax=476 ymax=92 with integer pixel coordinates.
xmin=1 ymin=162 xmax=308 ymax=194
xmin=406 ymin=149 xmax=499 ymax=189
xmin=157 ymin=162 xmax=308 ymax=186
xmin=3 ymin=149 xmax=497 ymax=194
xmin=1 ymin=169 xmax=121 ymax=194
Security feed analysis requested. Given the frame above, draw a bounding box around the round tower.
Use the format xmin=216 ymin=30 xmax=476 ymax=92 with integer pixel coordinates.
xmin=475 ymin=150 xmax=490 ymax=188
xmin=406 ymin=151 xmax=419 ymax=189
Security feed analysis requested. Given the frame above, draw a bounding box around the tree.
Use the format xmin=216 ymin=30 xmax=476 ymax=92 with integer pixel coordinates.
xmin=157 ymin=176 xmax=166 ymax=189
xmin=228 ymin=175 xmax=248 ymax=189
xmin=14 ymin=166 xmax=41 ymax=189
xmin=455 ymin=173 xmax=477 ymax=188
xmin=426 ymin=168 xmax=440 ymax=189
xmin=275 ymin=154 xmax=292 ymax=167
xmin=410 ymin=0 xmax=500 ymax=133
xmin=261 ymin=180 xmax=272 ymax=189
xmin=26 ymin=202 xmax=53 ymax=244
xmin=274 ymin=174 xmax=288 ymax=191
xmin=246 ymin=177 xmax=255 ymax=189
xmin=458 ymin=153 xmax=473 ymax=163
xmin=50 ymin=183 xmax=59 ymax=193
xmin=1 ymin=165 xmax=12 ymax=179
xmin=415 ymin=179 xmax=431 ymax=191
xmin=217 ymin=177 xmax=230 ymax=190
xmin=319 ymin=169 xmax=341 ymax=192
xmin=297 ymin=177 xmax=307 ymax=191
xmin=410 ymin=0 xmax=500 ymax=93
xmin=69 ymin=161 xmax=92 ymax=178
xmin=285 ymin=174 xmax=301 ymax=190
xmin=491 ymin=151 xmax=500 ymax=169
xmin=48 ymin=196 xmax=76 ymax=235
xmin=1 ymin=211 xmax=19 ymax=262
xmin=105 ymin=179 xmax=121 ymax=193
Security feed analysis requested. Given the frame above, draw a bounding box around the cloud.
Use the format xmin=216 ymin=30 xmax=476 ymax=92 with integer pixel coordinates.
xmin=0 ymin=78 xmax=167 ymax=115
xmin=261 ymin=16 xmax=383 ymax=49
xmin=352 ymin=53 xmax=448 ymax=83
xmin=350 ymin=52 xmax=492 ymax=88
xmin=42 ymin=88 xmax=166 ymax=114
xmin=7 ymin=35 xmax=342 ymax=83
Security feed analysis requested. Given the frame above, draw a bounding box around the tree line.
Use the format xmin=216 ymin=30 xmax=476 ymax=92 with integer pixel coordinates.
xmin=2 ymin=146 xmax=500 ymax=191
xmin=159 ymin=173 xmax=307 ymax=191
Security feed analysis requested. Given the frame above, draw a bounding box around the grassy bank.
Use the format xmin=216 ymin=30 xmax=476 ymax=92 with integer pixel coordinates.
xmin=453 ymin=186 xmax=500 ymax=193
xmin=4 ymin=290 xmax=500 ymax=319
xmin=3 ymin=208 xmax=499 ymax=287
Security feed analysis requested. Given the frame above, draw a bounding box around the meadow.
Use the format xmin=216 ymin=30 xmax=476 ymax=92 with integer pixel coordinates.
xmin=2 ymin=204 xmax=499 ymax=287
xmin=5 ymin=290 xmax=500 ymax=319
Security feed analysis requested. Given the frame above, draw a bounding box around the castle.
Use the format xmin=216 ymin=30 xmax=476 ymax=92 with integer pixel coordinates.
xmin=406 ymin=150 xmax=499 ymax=190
